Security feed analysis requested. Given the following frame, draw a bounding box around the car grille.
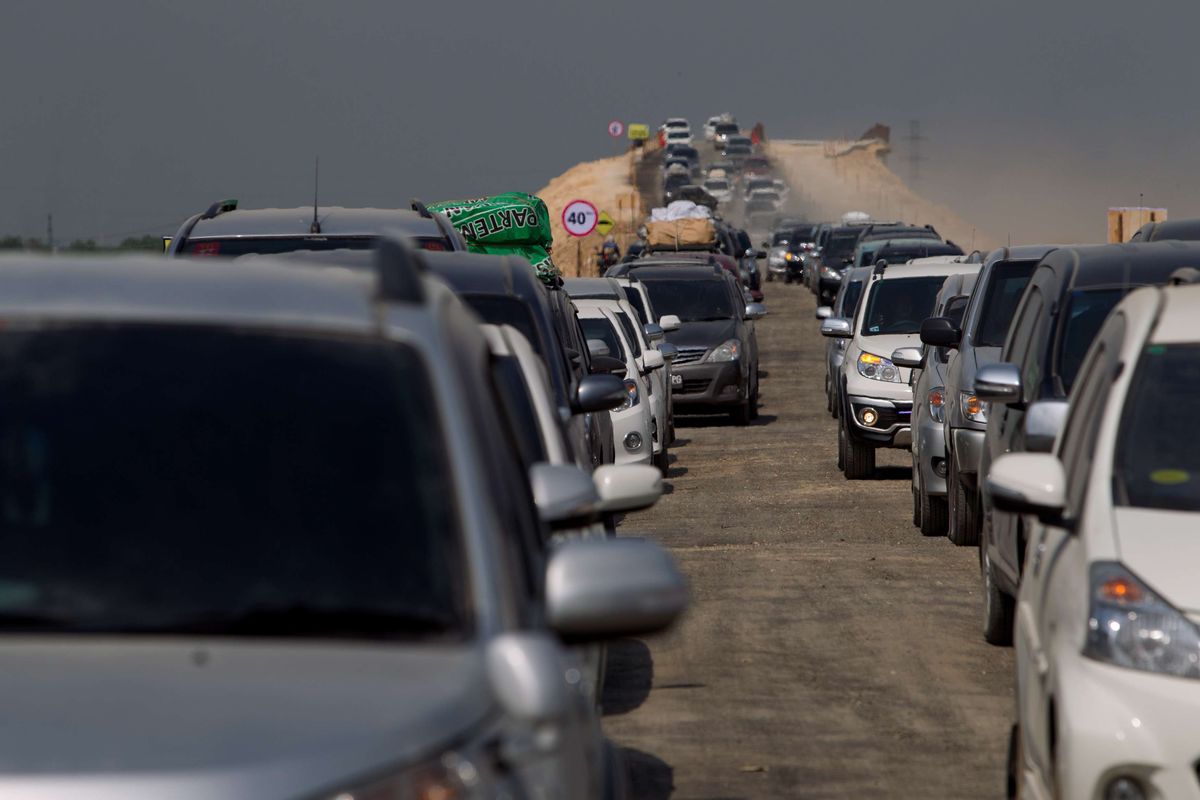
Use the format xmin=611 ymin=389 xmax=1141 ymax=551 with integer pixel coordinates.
xmin=673 ymin=346 xmax=708 ymax=366
xmin=681 ymin=378 xmax=711 ymax=394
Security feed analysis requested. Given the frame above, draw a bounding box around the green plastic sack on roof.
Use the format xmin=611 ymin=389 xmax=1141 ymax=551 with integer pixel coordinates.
xmin=428 ymin=192 xmax=561 ymax=285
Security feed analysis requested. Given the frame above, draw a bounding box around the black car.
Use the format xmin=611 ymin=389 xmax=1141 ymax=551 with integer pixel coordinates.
xmin=810 ymin=224 xmax=869 ymax=303
xmin=976 ymin=242 xmax=1200 ymax=645
xmin=870 ymin=240 xmax=964 ymax=265
xmin=677 ymin=185 xmax=718 ymax=212
xmin=663 ymin=171 xmax=691 ymax=204
xmin=622 ymin=264 xmax=764 ymax=424
xmin=1128 ymin=217 xmax=1200 ymax=242
xmin=855 ymin=222 xmax=941 ymax=246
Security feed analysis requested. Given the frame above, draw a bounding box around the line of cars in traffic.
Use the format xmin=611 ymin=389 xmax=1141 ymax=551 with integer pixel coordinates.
xmin=0 ymin=197 xmax=711 ymax=797
xmin=794 ymin=213 xmax=1200 ymax=800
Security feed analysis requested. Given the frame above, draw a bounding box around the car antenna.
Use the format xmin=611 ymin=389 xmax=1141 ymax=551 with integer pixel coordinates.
xmin=309 ymin=156 xmax=322 ymax=235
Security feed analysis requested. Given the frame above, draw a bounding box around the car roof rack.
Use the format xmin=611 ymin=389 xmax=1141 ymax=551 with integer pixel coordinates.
xmin=1167 ymin=267 xmax=1200 ymax=286
xmin=373 ymin=231 xmax=427 ymax=304
xmin=200 ymin=198 xmax=238 ymax=220
xmin=411 ymin=198 xmax=460 ymax=247
xmin=873 ymin=260 xmax=888 ymax=275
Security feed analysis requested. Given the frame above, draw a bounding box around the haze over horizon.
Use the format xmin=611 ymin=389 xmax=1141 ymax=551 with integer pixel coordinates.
xmin=3 ymin=0 xmax=1195 ymax=245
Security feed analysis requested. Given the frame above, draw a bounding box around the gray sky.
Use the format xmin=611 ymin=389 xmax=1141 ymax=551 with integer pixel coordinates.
xmin=2 ymin=0 xmax=1196 ymax=244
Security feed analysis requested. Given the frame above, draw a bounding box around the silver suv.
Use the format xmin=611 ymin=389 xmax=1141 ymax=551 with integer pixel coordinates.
xmin=0 ymin=242 xmax=686 ymax=798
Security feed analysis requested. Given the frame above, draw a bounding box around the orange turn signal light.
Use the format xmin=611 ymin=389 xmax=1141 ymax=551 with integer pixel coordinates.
xmin=1100 ymin=578 xmax=1144 ymax=604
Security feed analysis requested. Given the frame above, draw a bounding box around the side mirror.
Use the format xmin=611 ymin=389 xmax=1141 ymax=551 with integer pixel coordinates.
xmin=890 ymin=347 xmax=924 ymax=369
xmin=590 ymin=355 xmax=627 ymax=376
xmin=573 ymin=373 xmax=627 ymax=413
xmin=820 ymin=317 xmax=853 ymax=338
xmin=529 ymin=463 xmax=599 ymax=529
xmin=842 ymin=256 xmax=853 ymax=265
xmin=643 ymin=322 xmax=665 ymax=342
xmin=975 ymin=362 xmax=1023 ymax=405
xmin=639 ymin=349 xmax=665 ymax=372
xmin=744 ymin=302 xmax=767 ymax=320
xmin=546 ymin=538 xmax=687 ymax=642
xmin=1024 ymin=399 xmax=1069 ymax=454
xmin=658 ymin=314 xmax=681 ymax=332
xmin=815 ymin=306 xmax=833 ymax=320
xmin=985 ymin=453 xmax=1068 ymax=527
xmin=920 ymin=317 xmax=961 ymax=348
xmin=657 ymin=342 xmax=678 ymax=362
xmin=592 ymin=463 xmax=662 ymax=514
xmin=587 ymin=338 xmax=610 ymax=358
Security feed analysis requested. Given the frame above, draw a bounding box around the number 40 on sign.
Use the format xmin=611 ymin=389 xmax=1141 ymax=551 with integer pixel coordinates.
xmin=562 ymin=200 xmax=598 ymax=237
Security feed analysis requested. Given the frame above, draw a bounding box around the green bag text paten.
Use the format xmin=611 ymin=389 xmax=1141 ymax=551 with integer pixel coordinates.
xmin=428 ymin=192 xmax=561 ymax=285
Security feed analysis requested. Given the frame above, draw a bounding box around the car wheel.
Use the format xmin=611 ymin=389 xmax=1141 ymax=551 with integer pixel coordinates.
xmin=841 ymin=422 xmax=875 ymax=479
xmin=981 ymin=536 xmax=1015 ymax=646
xmin=1006 ymin=724 xmax=1021 ymax=800
xmin=948 ymin=453 xmax=980 ymax=546
xmin=837 ymin=424 xmax=846 ymax=472
xmin=748 ymin=383 xmax=759 ymax=420
xmin=653 ymin=443 xmax=670 ymax=476
xmin=920 ymin=486 xmax=949 ymax=537
xmin=911 ymin=482 xmax=920 ymax=527
xmin=731 ymin=400 xmax=751 ymax=425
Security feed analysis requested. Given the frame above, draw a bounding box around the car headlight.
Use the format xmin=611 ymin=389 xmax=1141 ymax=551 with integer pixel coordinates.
xmin=324 ymin=750 xmax=489 ymax=800
xmin=857 ymin=352 xmax=901 ymax=382
xmin=784 ymin=252 xmax=797 ymax=262
xmin=928 ymin=386 xmax=945 ymax=423
xmin=820 ymin=266 xmax=842 ymax=281
xmin=706 ymin=339 xmax=740 ymax=362
xmin=1084 ymin=562 xmax=1200 ymax=679
xmin=616 ymin=378 xmax=639 ymax=410
xmin=959 ymin=391 xmax=987 ymax=423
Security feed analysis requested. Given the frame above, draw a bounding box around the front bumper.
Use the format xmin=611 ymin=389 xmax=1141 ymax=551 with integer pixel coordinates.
xmin=846 ymin=394 xmax=912 ymax=447
xmin=609 ymin=404 xmax=652 ymax=466
xmin=950 ymin=427 xmax=986 ymax=489
xmin=916 ymin=413 xmax=947 ymax=495
xmin=670 ymin=360 xmax=745 ymax=411
xmin=1035 ymin=654 xmax=1200 ymax=800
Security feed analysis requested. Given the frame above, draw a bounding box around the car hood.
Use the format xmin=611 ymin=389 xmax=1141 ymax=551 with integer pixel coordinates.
xmin=666 ymin=318 xmax=739 ymax=349
xmin=1113 ymin=507 xmax=1200 ymax=613
xmin=0 ymin=639 xmax=490 ymax=798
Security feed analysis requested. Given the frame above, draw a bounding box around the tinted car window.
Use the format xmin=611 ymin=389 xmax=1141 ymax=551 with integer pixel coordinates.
xmin=861 ymin=276 xmax=948 ymax=336
xmin=839 ymin=281 xmax=864 ymax=319
xmin=461 ymin=295 xmax=542 ymax=355
xmin=491 ymin=354 xmax=548 ymax=468
xmin=944 ymin=295 xmax=970 ymax=327
xmin=622 ymin=287 xmax=649 ymax=325
xmin=581 ymin=317 xmax=625 ymax=360
xmin=974 ymin=261 xmax=1038 ymax=347
xmin=1057 ymin=288 xmax=1126 ymax=391
xmin=641 ymin=278 xmax=735 ymax=322
xmin=615 ymin=311 xmax=642 ymax=357
xmin=1116 ymin=343 xmax=1200 ymax=511
xmin=0 ymin=326 xmax=469 ymax=639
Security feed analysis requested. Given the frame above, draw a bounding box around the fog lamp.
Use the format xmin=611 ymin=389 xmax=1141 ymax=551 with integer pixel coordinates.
xmin=624 ymin=432 xmax=643 ymax=451
xmin=1104 ymin=776 xmax=1146 ymax=800
xmin=860 ymin=408 xmax=878 ymax=427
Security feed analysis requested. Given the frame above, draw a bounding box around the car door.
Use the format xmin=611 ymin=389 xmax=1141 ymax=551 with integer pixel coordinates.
xmin=1017 ymin=317 xmax=1121 ymax=782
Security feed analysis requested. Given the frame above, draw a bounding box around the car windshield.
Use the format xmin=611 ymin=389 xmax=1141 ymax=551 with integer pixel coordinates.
xmin=1056 ymin=288 xmax=1126 ymax=391
xmin=772 ymin=232 xmax=791 ymax=246
xmin=973 ymin=260 xmax=1037 ymax=347
xmin=861 ymin=276 xmax=948 ymax=335
xmin=581 ymin=316 xmax=625 ymax=361
xmin=824 ymin=229 xmax=862 ymax=261
xmin=0 ymin=326 xmax=469 ymax=639
xmin=1115 ymin=343 xmax=1200 ymax=512
xmin=716 ymin=124 xmax=739 ymax=133
xmin=705 ymin=180 xmax=729 ymax=191
xmin=640 ymin=278 xmax=735 ymax=322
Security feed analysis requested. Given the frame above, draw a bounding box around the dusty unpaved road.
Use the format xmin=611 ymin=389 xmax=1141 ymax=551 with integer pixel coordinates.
xmin=604 ymin=281 xmax=1014 ymax=799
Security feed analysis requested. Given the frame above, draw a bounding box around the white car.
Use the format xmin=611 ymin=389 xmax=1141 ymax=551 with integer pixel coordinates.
xmin=665 ymin=127 xmax=693 ymax=147
xmin=577 ymin=304 xmax=662 ymax=468
xmin=568 ymin=284 xmax=673 ymax=474
xmin=988 ymin=276 xmax=1200 ymax=800
xmin=662 ymin=117 xmax=689 ymax=132
xmin=703 ymin=177 xmax=733 ymax=204
xmin=821 ymin=259 xmax=982 ymax=479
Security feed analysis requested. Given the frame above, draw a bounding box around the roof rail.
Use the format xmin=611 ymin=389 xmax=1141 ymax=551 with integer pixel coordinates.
xmin=201 ymin=198 xmax=238 ymax=220
xmin=873 ymin=259 xmax=888 ymax=274
xmin=1168 ymin=267 xmax=1200 ymax=286
xmin=411 ymin=198 xmax=459 ymax=246
xmin=374 ymin=231 xmax=427 ymax=304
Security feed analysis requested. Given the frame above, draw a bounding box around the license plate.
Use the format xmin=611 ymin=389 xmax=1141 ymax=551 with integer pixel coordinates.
xmin=671 ymin=373 xmax=683 ymax=387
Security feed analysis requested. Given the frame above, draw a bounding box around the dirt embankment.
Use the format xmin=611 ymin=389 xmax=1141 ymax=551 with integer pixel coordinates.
xmin=769 ymin=139 xmax=1000 ymax=252
xmin=536 ymin=152 xmax=644 ymax=278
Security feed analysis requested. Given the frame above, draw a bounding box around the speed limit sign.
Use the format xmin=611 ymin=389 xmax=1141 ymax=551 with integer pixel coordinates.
xmin=607 ymin=119 xmax=624 ymax=138
xmin=562 ymin=199 xmax=598 ymax=237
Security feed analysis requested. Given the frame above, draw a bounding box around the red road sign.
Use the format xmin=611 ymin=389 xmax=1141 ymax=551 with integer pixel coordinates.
xmin=562 ymin=199 xmax=599 ymax=237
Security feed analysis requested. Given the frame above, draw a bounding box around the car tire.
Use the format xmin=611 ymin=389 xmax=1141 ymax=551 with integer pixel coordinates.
xmin=841 ymin=423 xmax=875 ymax=479
xmin=911 ymin=483 xmax=920 ymax=527
xmin=748 ymin=382 xmax=759 ymax=420
xmin=948 ymin=453 xmax=980 ymax=546
xmin=653 ymin=443 xmax=670 ymax=477
xmin=837 ymin=424 xmax=846 ymax=472
xmin=731 ymin=400 xmax=751 ymax=425
xmin=920 ymin=487 xmax=949 ymax=537
xmin=981 ymin=538 xmax=1015 ymax=646
xmin=766 ymin=272 xmax=774 ymax=283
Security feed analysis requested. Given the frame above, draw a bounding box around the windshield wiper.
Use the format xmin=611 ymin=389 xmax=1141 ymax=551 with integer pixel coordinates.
xmin=158 ymin=605 xmax=460 ymax=640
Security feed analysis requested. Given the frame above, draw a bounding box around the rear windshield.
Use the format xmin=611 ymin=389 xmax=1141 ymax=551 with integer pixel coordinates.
xmin=0 ymin=326 xmax=469 ymax=639
xmin=973 ymin=260 xmax=1037 ymax=347
xmin=1057 ymin=288 xmax=1126 ymax=391
xmin=861 ymin=276 xmax=948 ymax=336
xmin=716 ymin=123 xmax=739 ymax=133
xmin=1115 ymin=344 xmax=1200 ymax=511
xmin=182 ymin=236 xmax=375 ymax=257
xmin=641 ymin=278 xmax=736 ymax=322
xmin=824 ymin=229 xmax=862 ymax=260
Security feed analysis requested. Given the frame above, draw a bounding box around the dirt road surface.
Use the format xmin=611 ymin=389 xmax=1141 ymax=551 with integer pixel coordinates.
xmin=604 ymin=280 xmax=1015 ymax=799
